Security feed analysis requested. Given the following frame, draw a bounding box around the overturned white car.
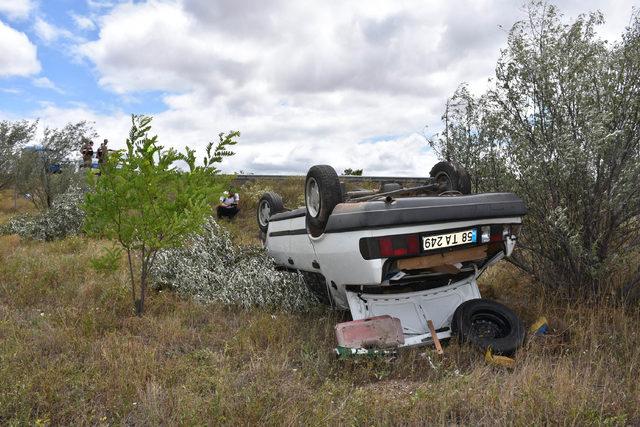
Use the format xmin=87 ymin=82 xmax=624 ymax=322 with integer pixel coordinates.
xmin=257 ymin=163 xmax=527 ymax=354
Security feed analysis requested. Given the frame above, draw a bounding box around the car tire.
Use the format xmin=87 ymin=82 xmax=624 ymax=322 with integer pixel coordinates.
xmin=305 ymin=165 xmax=342 ymax=237
xmin=257 ymin=192 xmax=285 ymax=234
xmin=451 ymin=298 xmax=525 ymax=355
xmin=429 ymin=161 xmax=472 ymax=194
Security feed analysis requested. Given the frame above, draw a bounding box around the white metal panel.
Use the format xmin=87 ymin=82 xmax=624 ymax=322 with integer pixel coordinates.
xmin=288 ymin=217 xmax=321 ymax=271
xmin=346 ymin=275 xmax=481 ymax=340
xmin=264 ymin=219 xmax=292 ymax=267
xmin=311 ymin=230 xmax=383 ymax=286
xmin=362 ymin=217 xmax=523 ymax=238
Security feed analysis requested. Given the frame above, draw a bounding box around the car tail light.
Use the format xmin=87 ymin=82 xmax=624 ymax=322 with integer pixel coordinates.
xmin=378 ymin=237 xmax=393 ymax=257
xmin=377 ymin=235 xmax=420 ymax=258
xmin=407 ymin=235 xmax=419 ymax=254
xmin=358 ymin=224 xmax=522 ymax=260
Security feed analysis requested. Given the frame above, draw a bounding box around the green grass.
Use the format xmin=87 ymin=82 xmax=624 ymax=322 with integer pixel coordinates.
xmin=1 ymin=187 xmax=639 ymax=425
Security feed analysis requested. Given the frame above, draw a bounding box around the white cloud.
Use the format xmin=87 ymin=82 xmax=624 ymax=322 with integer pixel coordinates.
xmin=0 ymin=20 xmax=40 ymax=77
xmin=68 ymin=0 xmax=640 ymax=175
xmin=71 ymin=12 xmax=96 ymax=31
xmin=32 ymin=76 xmax=64 ymax=93
xmin=75 ymin=0 xmax=510 ymax=174
xmin=0 ymin=87 xmax=21 ymax=95
xmin=30 ymin=102 xmax=131 ymax=149
xmin=0 ymin=0 xmax=34 ymax=20
xmin=87 ymin=0 xmax=120 ymax=10
xmin=34 ymin=16 xmax=74 ymax=44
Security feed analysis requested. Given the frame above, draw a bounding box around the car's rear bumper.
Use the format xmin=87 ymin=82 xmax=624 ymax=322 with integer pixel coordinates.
xmin=345 ymin=273 xmax=481 ymax=347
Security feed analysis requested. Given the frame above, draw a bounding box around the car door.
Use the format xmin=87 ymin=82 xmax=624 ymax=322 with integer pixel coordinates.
xmin=287 ymin=215 xmax=321 ymax=272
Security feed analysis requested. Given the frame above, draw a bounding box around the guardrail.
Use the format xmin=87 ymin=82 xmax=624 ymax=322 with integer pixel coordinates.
xmin=232 ymin=174 xmax=427 ymax=186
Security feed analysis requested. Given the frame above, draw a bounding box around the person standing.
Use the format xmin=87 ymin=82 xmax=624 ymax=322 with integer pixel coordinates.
xmin=81 ymin=139 xmax=93 ymax=168
xmin=97 ymin=139 xmax=108 ymax=166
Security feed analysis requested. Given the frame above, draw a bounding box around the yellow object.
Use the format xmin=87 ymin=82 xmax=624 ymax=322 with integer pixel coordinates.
xmin=529 ymin=316 xmax=549 ymax=335
xmin=484 ymin=348 xmax=515 ymax=368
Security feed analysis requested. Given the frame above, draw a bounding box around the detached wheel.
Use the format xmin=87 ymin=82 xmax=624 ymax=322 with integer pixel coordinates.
xmin=451 ymin=298 xmax=525 ymax=355
xmin=257 ymin=192 xmax=285 ymax=234
xmin=305 ymin=165 xmax=342 ymax=237
xmin=429 ymin=161 xmax=472 ymax=194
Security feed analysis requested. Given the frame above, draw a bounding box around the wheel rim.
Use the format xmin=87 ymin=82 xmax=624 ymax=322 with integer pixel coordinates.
xmin=435 ymin=171 xmax=453 ymax=191
xmin=470 ymin=310 xmax=511 ymax=339
xmin=258 ymin=200 xmax=271 ymax=226
xmin=306 ymin=177 xmax=321 ymax=217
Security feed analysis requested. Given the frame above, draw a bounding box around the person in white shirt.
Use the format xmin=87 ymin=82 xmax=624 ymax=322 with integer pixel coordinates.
xmin=217 ymin=190 xmax=240 ymax=219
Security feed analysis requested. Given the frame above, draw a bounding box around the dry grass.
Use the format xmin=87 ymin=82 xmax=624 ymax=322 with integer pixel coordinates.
xmin=1 ymin=189 xmax=639 ymax=425
xmin=0 ymin=189 xmax=34 ymax=225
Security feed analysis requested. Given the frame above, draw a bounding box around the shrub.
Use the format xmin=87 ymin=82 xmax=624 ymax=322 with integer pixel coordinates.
xmin=0 ymin=186 xmax=85 ymax=241
xmin=152 ymin=217 xmax=319 ymax=311
xmin=430 ymin=4 xmax=640 ymax=294
xmin=238 ymin=181 xmax=275 ymax=211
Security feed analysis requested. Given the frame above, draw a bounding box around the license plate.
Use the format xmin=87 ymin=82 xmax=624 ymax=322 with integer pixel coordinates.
xmin=422 ymin=229 xmax=477 ymax=251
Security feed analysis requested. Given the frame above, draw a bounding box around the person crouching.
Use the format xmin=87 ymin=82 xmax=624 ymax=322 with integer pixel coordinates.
xmin=217 ymin=190 xmax=240 ymax=220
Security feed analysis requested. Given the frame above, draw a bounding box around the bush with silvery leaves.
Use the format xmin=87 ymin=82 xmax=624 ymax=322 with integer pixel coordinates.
xmin=1 ymin=186 xmax=85 ymax=241
xmin=153 ymin=217 xmax=319 ymax=311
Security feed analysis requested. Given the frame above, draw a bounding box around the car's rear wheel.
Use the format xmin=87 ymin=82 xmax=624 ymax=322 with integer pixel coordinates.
xmin=305 ymin=165 xmax=342 ymax=237
xmin=429 ymin=161 xmax=472 ymax=194
xmin=451 ymin=298 xmax=525 ymax=355
xmin=257 ymin=192 xmax=285 ymax=234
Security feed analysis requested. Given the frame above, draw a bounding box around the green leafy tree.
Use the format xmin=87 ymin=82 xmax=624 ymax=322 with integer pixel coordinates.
xmin=84 ymin=115 xmax=239 ymax=315
xmin=432 ymin=3 xmax=640 ymax=295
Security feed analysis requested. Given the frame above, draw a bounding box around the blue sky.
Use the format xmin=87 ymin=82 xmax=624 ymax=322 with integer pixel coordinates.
xmin=0 ymin=0 xmax=165 ymax=117
xmin=0 ymin=0 xmax=637 ymax=175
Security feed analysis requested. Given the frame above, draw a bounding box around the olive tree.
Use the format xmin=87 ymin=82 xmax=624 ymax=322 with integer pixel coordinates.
xmin=0 ymin=120 xmax=38 ymax=191
xmin=431 ymin=3 xmax=640 ymax=295
xmin=83 ymin=115 xmax=238 ymax=315
xmin=15 ymin=121 xmax=95 ymax=209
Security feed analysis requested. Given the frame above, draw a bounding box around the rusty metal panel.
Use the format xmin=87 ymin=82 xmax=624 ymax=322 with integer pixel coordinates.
xmin=397 ymin=245 xmax=488 ymax=270
xmin=335 ymin=315 xmax=404 ymax=349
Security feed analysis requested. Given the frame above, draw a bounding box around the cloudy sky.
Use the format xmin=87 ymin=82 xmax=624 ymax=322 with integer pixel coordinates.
xmin=0 ymin=0 xmax=636 ymax=175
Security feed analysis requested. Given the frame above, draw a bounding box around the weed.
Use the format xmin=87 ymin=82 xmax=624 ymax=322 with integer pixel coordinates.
xmin=90 ymin=246 xmax=123 ymax=275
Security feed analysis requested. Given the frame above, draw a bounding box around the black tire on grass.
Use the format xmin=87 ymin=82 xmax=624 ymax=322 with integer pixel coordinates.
xmin=451 ymin=298 xmax=525 ymax=355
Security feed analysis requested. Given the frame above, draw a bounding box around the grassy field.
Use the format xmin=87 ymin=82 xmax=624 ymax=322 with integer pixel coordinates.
xmin=1 ymin=187 xmax=639 ymax=425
